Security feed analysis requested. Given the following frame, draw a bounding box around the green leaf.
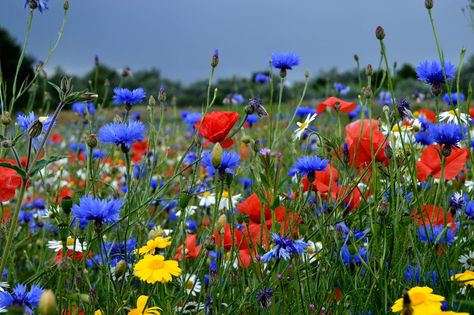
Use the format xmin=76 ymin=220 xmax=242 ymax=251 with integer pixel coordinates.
xmin=29 ymin=155 xmax=67 ymax=177
xmin=0 ymin=162 xmax=26 ymax=178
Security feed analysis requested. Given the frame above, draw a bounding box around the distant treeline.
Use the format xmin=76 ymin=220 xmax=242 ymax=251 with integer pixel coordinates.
xmin=2 ymin=26 xmax=474 ymax=111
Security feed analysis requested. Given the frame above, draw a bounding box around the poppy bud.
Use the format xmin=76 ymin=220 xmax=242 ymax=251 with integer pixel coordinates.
xmin=241 ymin=135 xmax=253 ymax=144
xmin=38 ymin=290 xmax=57 ymax=315
xmin=366 ymin=64 xmax=373 ymax=76
xmin=79 ymin=294 xmax=90 ymax=305
xmin=425 ymin=0 xmax=433 ymax=9
xmin=211 ymin=143 xmax=223 ymax=169
xmin=217 ymin=214 xmax=227 ymax=231
xmin=86 ymin=134 xmax=97 ymax=148
xmin=178 ymin=191 xmax=191 ymax=210
xmin=114 ymin=260 xmax=127 ymax=279
xmin=28 ymin=120 xmax=43 ymax=138
xmin=1 ymin=112 xmax=11 ymax=125
xmin=60 ymin=77 xmax=71 ymax=95
xmin=79 ymin=92 xmax=99 ymax=102
xmin=375 ymin=26 xmax=385 ymax=40
xmin=61 ymin=196 xmax=73 ymax=215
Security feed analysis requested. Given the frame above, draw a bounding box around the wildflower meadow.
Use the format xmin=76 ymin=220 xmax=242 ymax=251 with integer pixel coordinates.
xmin=1 ymin=1 xmax=474 ymax=314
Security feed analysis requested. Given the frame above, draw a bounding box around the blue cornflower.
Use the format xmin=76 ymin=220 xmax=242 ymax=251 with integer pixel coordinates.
xmin=443 ymin=92 xmax=465 ymax=105
xmin=202 ymin=151 xmax=240 ymax=177
xmin=292 ymin=155 xmax=328 ymax=176
xmin=246 ymin=114 xmax=259 ymax=127
xmin=72 ymin=102 xmax=96 ymax=117
xmin=449 ymin=192 xmax=465 ymax=212
xmin=223 ymin=93 xmax=244 ymax=105
xmin=256 ymin=288 xmax=273 ymax=309
xmin=418 ymin=225 xmax=455 ymax=245
xmin=261 ymin=234 xmax=308 ymax=262
xmin=465 ymin=201 xmax=474 ymax=219
xmin=103 ymin=238 xmax=137 ymax=266
xmin=379 ymin=91 xmax=392 ymax=106
xmin=183 ymin=112 xmax=202 ymax=127
xmin=340 ymin=245 xmax=368 ymax=266
xmin=70 ymin=142 xmax=86 ymax=153
xmin=98 ymin=121 xmax=146 ymax=148
xmin=72 ymin=195 xmax=122 ymax=226
xmin=348 ymin=104 xmax=369 ymax=120
xmin=428 ymin=123 xmax=464 ymax=147
xmin=133 ymin=163 xmax=146 ymax=179
xmin=112 ymin=87 xmax=146 ymax=106
xmin=24 ymin=0 xmax=48 ymax=12
xmin=255 ymin=73 xmax=270 ymax=84
xmin=334 ymin=82 xmax=350 ymax=95
xmin=271 ymin=52 xmax=300 ymax=70
xmin=416 ymin=60 xmax=455 ymax=85
xmin=17 ymin=112 xmax=54 ymax=134
xmin=414 ymin=131 xmax=433 ymax=146
xmin=295 ymin=106 xmax=316 ymax=118
xmin=184 ymin=152 xmax=198 ymax=165
xmin=0 ymin=283 xmax=43 ymax=314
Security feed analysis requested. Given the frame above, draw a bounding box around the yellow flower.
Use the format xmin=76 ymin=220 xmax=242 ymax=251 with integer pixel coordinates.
xmin=451 ymin=270 xmax=474 ymax=287
xmin=391 ymin=286 xmax=444 ymax=314
xmin=136 ymin=236 xmax=172 ymax=255
xmin=94 ymin=310 xmax=103 ymax=315
xmin=434 ymin=312 xmax=470 ymax=315
xmin=128 ymin=295 xmax=161 ymax=315
xmin=134 ymin=255 xmax=181 ymax=284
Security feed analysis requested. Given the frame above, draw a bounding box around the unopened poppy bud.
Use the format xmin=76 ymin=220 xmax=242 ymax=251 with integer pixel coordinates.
xmin=79 ymin=294 xmax=90 ymax=305
xmin=38 ymin=289 xmax=57 ymax=315
xmin=211 ymin=143 xmax=223 ymax=169
xmin=375 ymin=26 xmax=385 ymax=40
xmin=217 ymin=214 xmax=227 ymax=231
xmin=178 ymin=191 xmax=191 ymax=210
xmin=241 ymin=135 xmax=253 ymax=144
xmin=61 ymin=196 xmax=73 ymax=215
xmin=148 ymin=95 xmax=156 ymax=107
xmin=114 ymin=260 xmax=127 ymax=279
xmin=158 ymin=87 xmax=166 ymax=103
xmin=28 ymin=120 xmax=43 ymax=138
xmin=366 ymin=64 xmax=373 ymax=76
xmin=211 ymin=49 xmax=219 ymax=68
xmin=1 ymin=112 xmax=11 ymax=125
xmin=425 ymin=0 xmax=433 ymax=9
xmin=63 ymin=0 xmax=69 ymax=10
xmin=86 ymin=134 xmax=97 ymax=148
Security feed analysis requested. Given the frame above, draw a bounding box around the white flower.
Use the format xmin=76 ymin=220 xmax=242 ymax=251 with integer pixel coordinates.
xmin=294 ymin=113 xmax=317 ymax=140
xmin=48 ymin=237 xmax=87 ymax=252
xmin=179 ymin=273 xmax=202 ymax=296
xmin=459 ymin=251 xmax=474 ymax=271
xmin=0 ymin=282 xmax=9 ymax=292
xmin=198 ymin=191 xmax=241 ymax=210
xmin=198 ymin=191 xmax=215 ymax=207
xmin=175 ymin=302 xmax=204 ymax=314
xmin=305 ymin=241 xmax=323 ymax=263
xmin=175 ymin=206 xmax=198 ymax=218
xmin=465 ymin=181 xmax=474 ymax=192
xmin=438 ymin=109 xmax=469 ymax=125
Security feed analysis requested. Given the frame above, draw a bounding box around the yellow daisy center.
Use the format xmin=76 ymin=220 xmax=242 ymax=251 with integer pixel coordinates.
xmin=202 ymin=191 xmax=212 ymax=197
xmin=66 ymin=237 xmax=75 ymax=246
xmin=185 ymin=280 xmax=194 ymax=289
xmin=448 ymin=109 xmax=456 ymax=115
xmin=300 ymin=121 xmax=309 ymax=130
xmin=222 ymin=191 xmax=230 ymax=198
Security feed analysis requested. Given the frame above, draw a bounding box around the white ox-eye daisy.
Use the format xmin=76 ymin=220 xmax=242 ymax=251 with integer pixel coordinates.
xmin=294 ymin=113 xmax=317 ymax=140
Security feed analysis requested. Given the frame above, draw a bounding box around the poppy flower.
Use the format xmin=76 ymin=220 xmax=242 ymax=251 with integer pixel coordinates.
xmin=317 ymin=97 xmax=357 ymax=115
xmin=50 ymin=133 xmax=63 ymax=143
xmin=301 ymin=164 xmax=339 ymax=197
xmin=416 ymin=144 xmax=467 ymax=182
xmin=0 ymin=159 xmax=22 ymax=202
xmin=469 ymin=108 xmax=474 ymax=119
xmin=132 ymin=140 xmax=148 ymax=163
xmin=195 ymin=111 xmax=239 ymax=148
xmin=174 ymin=234 xmax=202 ymax=260
xmin=335 ymin=185 xmax=362 ymax=212
xmin=412 ymin=205 xmax=455 ymax=230
xmin=237 ymin=193 xmax=273 ymax=226
xmin=344 ymin=119 xmax=388 ymax=167
xmin=214 ymin=224 xmax=247 ymax=250
xmin=415 ymin=109 xmax=436 ymax=123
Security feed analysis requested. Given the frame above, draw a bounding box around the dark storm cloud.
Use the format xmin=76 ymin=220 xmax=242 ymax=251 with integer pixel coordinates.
xmin=0 ymin=0 xmax=473 ymax=83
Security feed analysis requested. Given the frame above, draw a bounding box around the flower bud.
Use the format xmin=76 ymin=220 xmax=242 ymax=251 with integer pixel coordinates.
xmin=366 ymin=64 xmax=373 ymax=76
xmin=63 ymin=0 xmax=69 ymax=10
xmin=86 ymin=134 xmax=97 ymax=148
xmin=29 ymin=0 xmax=37 ymax=10
xmin=425 ymin=0 xmax=433 ymax=9
xmin=217 ymin=214 xmax=227 ymax=231
xmin=211 ymin=49 xmax=219 ymax=68
xmin=354 ymin=54 xmax=359 ymax=62
xmin=204 ymin=237 xmax=215 ymax=251
xmin=28 ymin=120 xmax=43 ymax=138
xmin=94 ymin=55 xmax=100 ymax=66
xmin=1 ymin=140 xmax=11 ymax=148
xmin=61 ymin=196 xmax=73 ymax=215
xmin=304 ymin=70 xmax=310 ymax=78
xmin=178 ymin=191 xmax=192 ymax=210
xmin=158 ymin=87 xmax=166 ymax=103
xmin=114 ymin=260 xmax=128 ymax=279
xmin=279 ymin=68 xmax=287 ymax=79
xmin=211 ymin=143 xmax=223 ymax=169
xmin=1 ymin=112 xmax=11 ymax=126
xmin=375 ymin=26 xmax=385 ymax=40
xmin=241 ymin=135 xmax=253 ymax=144
xmin=148 ymin=95 xmax=156 ymax=107
xmin=79 ymin=92 xmax=99 ymax=102
xmin=79 ymin=294 xmax=90 ymax=305
xmin=38 ymin=290 xmax=57 ymax=315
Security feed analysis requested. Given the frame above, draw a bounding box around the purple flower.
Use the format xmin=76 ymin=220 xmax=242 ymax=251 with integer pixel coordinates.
xmin=255 ymin=73 xmax=270 ymax=84
xmin=292 ymin=155 xmax=328 ymax=176
xmin=261 ymin=234 xmax=308 ymax=262
xmin=416 ymin=60 xmax=455 ymax=86
xmin=72 ymin=102 xmax=96 ymax=117
xmin=72 ymin=195 xmax=122 ymax=226
xmin=271 ymin=52 xmax=300 ymax=70
xmin=112 ymin=87 xmax=146 ymax=106
xmin=98 ymin=121 xmax=146 ymax=148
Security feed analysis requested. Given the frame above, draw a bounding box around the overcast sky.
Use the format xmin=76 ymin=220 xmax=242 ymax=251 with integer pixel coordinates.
xmin=1 ymin=0 xmax=473 ymax=84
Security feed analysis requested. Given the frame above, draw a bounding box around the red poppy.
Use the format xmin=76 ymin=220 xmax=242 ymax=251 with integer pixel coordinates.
xmin=51 ymin=133 xmax=63 ymax=143
xmin=132 ymin=140 xmax=148 ymax=163
xmin=335 ymin=185 xmax=362 ymax=212
xmin=470 ymin=108 xmax=474 ymax=119
xmin=195 ymin=111 xmax=239 ymax=148
xmin=301 ymin=164 xmax=339 ymax=197
xmin=237 ymin=193 xmax=272 ymax=226
xmin=214 ymin=224 xmax=247 ymax=250
xmin=416 ymin=109 xmax=436 ymax=123
xmin=54 ymin=249 xmax=88 ymax=263
xmin=344 ymin=119 xmax=387 ymax=167
xmin=56 ymin=187 xmax=73 ymax=204
xmin=416 ymin=145 xmax=468 ymax=182
xmin=0 ymin=159 xmax=22 ymax=202
xmin=412 ymin=205 xmax=455 ymax=231
xmin=175 ymin=234 xmax=202 ymax=260
xmin=317 ymin=97 xmax=357 ymax=115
